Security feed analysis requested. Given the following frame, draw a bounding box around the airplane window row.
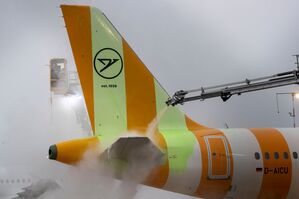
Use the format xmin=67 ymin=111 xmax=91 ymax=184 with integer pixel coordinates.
xmin=254 ymin=152 xmax=298 ymax=160
xmin=0 ymin=179 xmax=31 ymax=184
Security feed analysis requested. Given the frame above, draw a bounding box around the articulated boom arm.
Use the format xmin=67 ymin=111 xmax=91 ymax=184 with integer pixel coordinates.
xmin=166 ymin=56 xmax=299 ymax=106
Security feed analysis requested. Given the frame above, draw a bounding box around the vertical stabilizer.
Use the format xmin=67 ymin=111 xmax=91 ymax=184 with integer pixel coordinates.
xmin=61 ymin=5 xmax=205 ymax=147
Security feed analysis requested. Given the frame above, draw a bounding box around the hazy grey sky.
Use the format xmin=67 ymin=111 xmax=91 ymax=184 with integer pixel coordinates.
xmin=1 ymin=0 xmax=299 ymax=198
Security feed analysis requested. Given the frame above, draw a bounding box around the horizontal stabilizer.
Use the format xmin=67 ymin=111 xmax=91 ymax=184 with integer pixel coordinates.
xmin=100 ymin=137 xmax=164 ymax=163
xmin=100 ymin=137 xmax=164 ymax=179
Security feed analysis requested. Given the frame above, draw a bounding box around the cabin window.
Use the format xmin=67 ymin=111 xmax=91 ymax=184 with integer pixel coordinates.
xmin=293 ymin=152 xmax=298 ymax=159
xmin=283 ymin=152 xmax=289 ymax=159
xmin=265 ymin=152 xmax=270 ymax=160
xmin=274 ymin=152 xmax=279 ymax=159
xmin=254 ymin=152 xmax=260 ymax=160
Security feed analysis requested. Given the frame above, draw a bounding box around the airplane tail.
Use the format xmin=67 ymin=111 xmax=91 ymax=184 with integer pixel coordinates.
xmin=61 ymin=5 xmax=205 ymax=148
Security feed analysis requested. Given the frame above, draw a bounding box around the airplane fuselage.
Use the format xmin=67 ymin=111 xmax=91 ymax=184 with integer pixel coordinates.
xmin=147 ymin=128 xmax=299 ymax=199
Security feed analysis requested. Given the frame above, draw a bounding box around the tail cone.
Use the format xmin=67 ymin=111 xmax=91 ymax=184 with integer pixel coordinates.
xmin=48 ymin=145 xmax=58 ymax=160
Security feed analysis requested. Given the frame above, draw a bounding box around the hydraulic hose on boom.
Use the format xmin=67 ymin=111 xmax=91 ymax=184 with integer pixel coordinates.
xmin=166 ymin=55 xmax=299 ymax=106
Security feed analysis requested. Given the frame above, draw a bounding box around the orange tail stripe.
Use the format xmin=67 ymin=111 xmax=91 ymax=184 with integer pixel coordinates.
xmin=250 ymin=128 xmax=292 ymax=199
xmin=61 ymin=5 xmax=95 ymax=133
xmin=122 ymin=39 xmax=169 ymax=186
xmin=123 ymin=39 xmax=156 ymax=133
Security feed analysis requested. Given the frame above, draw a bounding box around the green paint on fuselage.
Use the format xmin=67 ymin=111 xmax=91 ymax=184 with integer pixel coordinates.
xmin=161 ymin=130 xmax=197 ymax=172
xmin=154 ymin=80 xmax=197 ymax=172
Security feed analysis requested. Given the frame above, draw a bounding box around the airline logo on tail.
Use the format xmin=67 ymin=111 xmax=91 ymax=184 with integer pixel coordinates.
xmin=94 ymin=48 xmax=123 ymax=79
